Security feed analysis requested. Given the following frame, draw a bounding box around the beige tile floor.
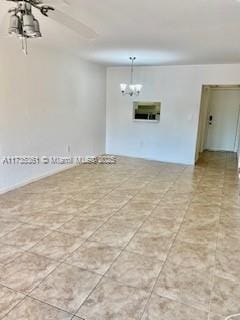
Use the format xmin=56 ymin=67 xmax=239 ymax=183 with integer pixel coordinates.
xmin=0 ymin=151 xmax=239 ymax=319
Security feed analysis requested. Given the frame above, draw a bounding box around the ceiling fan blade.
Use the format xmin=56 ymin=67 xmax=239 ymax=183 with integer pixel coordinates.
xmin=42 ymin=0 xmax=69 ymax=6
xmin=62 ymin=0 xmax=70 ymax=5
xmin=47 ymin=9 xmax=98 ymax=39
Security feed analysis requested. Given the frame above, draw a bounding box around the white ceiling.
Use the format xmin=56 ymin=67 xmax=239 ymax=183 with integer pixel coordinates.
xmin=1 ymin=0 xmax=240 ymax=66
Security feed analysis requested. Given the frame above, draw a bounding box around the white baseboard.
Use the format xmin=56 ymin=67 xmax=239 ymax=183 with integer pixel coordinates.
xmin=0 ymin=164 xmax=76 ymax=195
xmin=111 ymin=153 xmax=194 ymax=166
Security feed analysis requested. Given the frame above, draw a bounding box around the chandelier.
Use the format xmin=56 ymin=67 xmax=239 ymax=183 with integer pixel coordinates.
xmin=120 ymin=57 xmax=143 ymax=96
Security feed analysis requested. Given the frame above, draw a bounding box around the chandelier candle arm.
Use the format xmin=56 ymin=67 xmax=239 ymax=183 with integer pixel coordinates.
xmin=120 ymin=57 xmax=143 ymax=96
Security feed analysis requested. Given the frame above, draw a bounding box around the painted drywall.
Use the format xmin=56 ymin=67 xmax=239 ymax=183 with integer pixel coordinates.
xmin=106 ymin=64 xmax=240 ymax=165
xmin=0 ymin=42 xmax=106 ymax=193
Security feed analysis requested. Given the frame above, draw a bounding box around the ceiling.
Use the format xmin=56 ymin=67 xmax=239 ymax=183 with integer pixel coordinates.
xmin=1 ymin=0 xmax=240 ymax=66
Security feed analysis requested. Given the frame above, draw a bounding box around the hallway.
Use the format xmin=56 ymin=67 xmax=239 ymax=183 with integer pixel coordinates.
xmin=0 ymin=151 xmax=239 ymax=319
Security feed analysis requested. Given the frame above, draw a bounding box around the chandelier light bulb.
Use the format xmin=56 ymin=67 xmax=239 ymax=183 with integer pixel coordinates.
xmin=120 ymin=83 xmax=127 ymax=94
xmin=135 ymin=84 xmax=143 ymax=94
xmin=129 ymin=84 xmax=136 ymax=92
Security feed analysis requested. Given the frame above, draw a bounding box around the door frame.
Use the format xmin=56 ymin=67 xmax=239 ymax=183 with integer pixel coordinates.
xmin=234 ymin=104 xmax=240 ymax=152
xmin=195 ymin=84 xmax=240 ymax=162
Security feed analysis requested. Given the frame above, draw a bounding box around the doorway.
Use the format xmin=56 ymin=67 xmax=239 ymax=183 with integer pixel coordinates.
xmin=196 ymin=85 xmax=240 ymax=161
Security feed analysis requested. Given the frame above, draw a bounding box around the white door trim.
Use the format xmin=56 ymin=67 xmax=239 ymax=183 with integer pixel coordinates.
xmin=234 ymin=104 xmax=240 ymax=152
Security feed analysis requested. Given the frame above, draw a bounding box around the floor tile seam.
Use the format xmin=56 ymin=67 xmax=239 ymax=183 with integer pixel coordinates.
xmin=7 ymin=255 xmax=63 ymax=297
xmin=20 ymin=225 xmax=70 ymax=252
xmin=102 ymin=266 xmax=163 ymax=292
xmin=0 ymin=223 xmax=25 ymax=242
xmin=207 ymin=164 xmax=237 ymax=316
xmin=153 ymin=291 xmax=210 ymax=314
xmin=1 ymin=160 xmax=222 ymax=319
xmin=71 ymin=213 xmax=156 ymax=317
xmin=19 ymin=171 xmax=153 ymax=302
xmin=0 ymin=282 xmax=27 ymax=300
xmin=54 ymin=174 xmax=156 ymax=263
xmin=0 ymin=229 xmax=60 ymax=268
xmin=25 ymin=217 xmax=111 ymax=257
xmin=2 ymin=170 xmax=134 ymax=230
xmin=12 ymin=215 xmax=79 ymax=230
xmin=26 ymin=294 xmax=76 ymax=317
xmin=36 ymin=173 xmax=142 ymax=264
xmin=207 ymin=156 xmax=228 ymax=315
xmin=138 ymin=169 xmax=212 ymax=319
xmin=0 ymin=246 xmax=80 ymax=275
xmin=22 ymin=210 xmax=118 ymax=299
xmin=10 ymin=218 xmax=90 ymax=252
xmin=0 ymin=295 xmax=26 ymax=320
xmin=122 ymin=247 xmax=173 ymax=262
xmin=80 ymin=172 xmax=186 ymax=315
xmin=71 ymin=180 xmax=175 ymax=318
xmin=0 ymin=219 xmax=111 ymax=267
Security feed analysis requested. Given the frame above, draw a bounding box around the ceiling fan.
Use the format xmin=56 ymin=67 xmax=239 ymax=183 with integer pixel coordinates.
xmin=4 ymin=0 xmax=98 ymax=54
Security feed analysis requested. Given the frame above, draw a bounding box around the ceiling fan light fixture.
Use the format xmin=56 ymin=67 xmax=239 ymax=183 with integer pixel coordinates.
xmin=33 ymin=18 xmax=42 ymax=38
xmin=8 ymin=14 xmax=21 ymax=35
xmin=5 ymin=0 xmax=98 ymax=55
xmin=22 ymin=13 xmax=36 ymax=37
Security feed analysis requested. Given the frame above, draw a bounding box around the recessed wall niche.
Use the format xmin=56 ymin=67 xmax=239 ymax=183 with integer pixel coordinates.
xmin=133 ymin=101 xmax=161 ymax=122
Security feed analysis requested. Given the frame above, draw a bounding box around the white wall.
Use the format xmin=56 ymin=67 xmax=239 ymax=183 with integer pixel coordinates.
xmin=106 ymin=64 xmax=240 ymax=165
xmin=0 ymin=43 xmax=106 ymax=193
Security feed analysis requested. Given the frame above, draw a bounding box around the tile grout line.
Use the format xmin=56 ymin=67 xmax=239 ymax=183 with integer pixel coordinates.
xmin=0 ymin=166 xmax=142 ymax=319
xmin=0 ymin=283 xmax=26 ymax=320
xmin=71 ymin=167 xmax=185 ymax=319
xmin=2 ymin=155 xmax=233 ymax=319
xmin=0 ymin=162 xmax=164 ymax=318
xmin=207 ymin=153 xmax=228 ymax=320
xmin=2 ymin=168 xmax=135 ymax=260
xmin=1 ymin=166 xmax=140 ymax=264
xmin=138 ymin=165 xmax=209 ymax=319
